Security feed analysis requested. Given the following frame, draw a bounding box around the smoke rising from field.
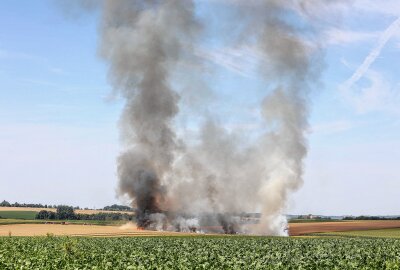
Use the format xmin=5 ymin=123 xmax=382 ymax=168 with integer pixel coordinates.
xmin=242 ymin=0 xmax=321 ymax=235
xmin=163 ymin=1 xmax=323 ymax=235
xmin=68 ymin=0 xmax=332 ymax=235
xmin=96 ymin=0 xmax=199 ymax=228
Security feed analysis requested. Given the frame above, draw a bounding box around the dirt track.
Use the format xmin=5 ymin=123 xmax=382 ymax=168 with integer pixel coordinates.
xmin=289 ymin=221 xmax=400 ymax=236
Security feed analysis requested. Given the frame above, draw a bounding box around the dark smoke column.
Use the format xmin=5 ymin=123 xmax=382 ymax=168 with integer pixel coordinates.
xmin=98 ymin=0 xmax=198 ymax=228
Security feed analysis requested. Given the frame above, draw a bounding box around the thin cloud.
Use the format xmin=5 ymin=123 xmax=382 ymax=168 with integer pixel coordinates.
xmin=311 ymin=120 xmax=353 ymax=135
xmin=0 ymin=48 xmax=69 ymax=77
xmin=19 ymin=79 xmax=59 ymax=87
xmin=195 ymin=45 xmax=261 ymax=78
xmin=340 ymin=16 xmax=400 ymax=92
xmin=0 ymin=48 xmax=46 ymax=62
xmin=354 ymin=0 xmax=400 ymax=17
xmin=342 ymin=69 xmax=400 ymax=115
xmin=50 ymin=67 xmax=68 ymax=75
xmin=323 ymin=28 xmax=379 ymax=46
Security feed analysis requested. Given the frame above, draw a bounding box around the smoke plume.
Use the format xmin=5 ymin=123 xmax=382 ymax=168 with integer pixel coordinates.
xmin=242 ymin=0 xmax=321 ymax=235
xmin=97 ymin=0 xmax=199 ymax=228
xmin=79 ymin=0 xmax=335 ymax=235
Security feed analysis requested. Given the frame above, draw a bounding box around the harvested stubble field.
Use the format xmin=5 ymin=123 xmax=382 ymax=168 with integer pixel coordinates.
xmin=0 ymin=223 xmax=196 ymax=237
xmin=2 ymin=220 xmax=400 ymax=238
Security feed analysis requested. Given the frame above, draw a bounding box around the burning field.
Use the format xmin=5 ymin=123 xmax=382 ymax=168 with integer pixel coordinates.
xmin=15 ymin=0 xmax=380 ymax=239
xmin=80 ymin=0 xmax=331 ymax=236
xmin=2 ymin=220 xmax=400 ymax=237
xmin=2 ymin=0 xmax=400 ymax=269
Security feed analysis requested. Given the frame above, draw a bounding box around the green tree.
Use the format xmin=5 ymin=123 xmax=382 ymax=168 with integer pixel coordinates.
xmin=0 ymin=200 xmax=11 ymax=207
xmin=56 ymin=205 xmax=76 ymax=220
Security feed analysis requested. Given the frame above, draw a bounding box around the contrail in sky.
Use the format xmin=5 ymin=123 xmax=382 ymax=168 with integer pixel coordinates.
xmin=341 ymin=16 xmax=400 ymax=90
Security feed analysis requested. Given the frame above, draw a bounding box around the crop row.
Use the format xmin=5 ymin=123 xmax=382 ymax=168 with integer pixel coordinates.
xmin=1 ymin=236 xmax=400 ymax=269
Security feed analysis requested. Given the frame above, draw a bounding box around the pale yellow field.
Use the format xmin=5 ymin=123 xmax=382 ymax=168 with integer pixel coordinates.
xmin=0 ymin=223 xmax=193 ymax=237
xmin=0 ymin=207 xmax=54 ymax=212
xmin=0 ymin=207 xmax=133 ymax=215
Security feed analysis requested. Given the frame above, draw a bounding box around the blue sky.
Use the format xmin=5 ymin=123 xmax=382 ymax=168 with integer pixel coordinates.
xmin=0 ymin=0 xmax=399 ymax=215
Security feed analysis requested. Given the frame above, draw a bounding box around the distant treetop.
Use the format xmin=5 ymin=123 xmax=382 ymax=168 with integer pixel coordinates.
xmin=103 ymin=204 xmax=133 ymax=211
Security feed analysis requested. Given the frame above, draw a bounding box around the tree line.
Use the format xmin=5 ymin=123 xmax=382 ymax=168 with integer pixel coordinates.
xmin=1 ymin=200 xmax=133 ymax=212
xmin=36 ymin=206 xmax=135 ymax=221
xmin=343 ymin=216 xmax=400 ymax=220
xmin=0 ymin=200 xmax=66 ymax=209
xmin=103 ymin=204 xmax=133 ymax=211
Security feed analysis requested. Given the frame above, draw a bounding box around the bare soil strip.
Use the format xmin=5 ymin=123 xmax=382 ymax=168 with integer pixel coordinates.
xmin=289 ymin=220 xmax=400 ymax=236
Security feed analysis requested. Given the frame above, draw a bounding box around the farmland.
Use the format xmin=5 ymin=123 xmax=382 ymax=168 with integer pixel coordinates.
xmin=0 ymin=206 xmax=134 ymax=227
xmin=0 ymin=218 xmax=126 ymax=227
xmin=316 ymin=228 xmax=400 ymax=238
xmin=0 ymin=207 xmax=133 ymax=215
xmin=2 ymin=207 xmax=400 ymax=268
xmin=1 ymin=236 xmax=400 ymax=269
xmin=0 ymin=211 xmax=37 ymax=220
xmin=2 ymin=221 xmax=400 ymax=237
xmin=0 ymin=223 xmax=192 ymax=237
xmin=289 ymin=220 xmax=400 ymax=236
xmin=0 ymin=219 xmax=47 ymax=226
xmin=2 ymin=212 xmax=400 ymax=237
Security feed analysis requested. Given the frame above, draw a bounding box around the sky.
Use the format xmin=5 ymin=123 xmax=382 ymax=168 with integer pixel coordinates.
xmin=0 ymin=0 xmax=399 ymax=215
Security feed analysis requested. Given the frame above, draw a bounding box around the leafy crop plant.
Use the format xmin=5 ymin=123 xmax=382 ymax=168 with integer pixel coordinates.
xmin=0 ymin=236 xmax=400 ymax=269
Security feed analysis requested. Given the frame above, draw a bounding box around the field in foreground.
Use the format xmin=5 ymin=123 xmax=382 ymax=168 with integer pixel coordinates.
xmin=1 ymin=236 xmax=400 ymax=269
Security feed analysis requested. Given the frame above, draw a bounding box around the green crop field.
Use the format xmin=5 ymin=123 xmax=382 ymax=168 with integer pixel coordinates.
xmin=0 ymin=211 xmax=37 ymax=220
xmin=317 ymin=228 xmax=400 ymax=238
xmin=55 ymin=220 xmax=126 ymax=226
xmin=1 ymin=236 xmax=400 ymax=269
xmin=0 ymin=219 xmax=46 ymax=225
xmin=0 ymin=219 xmax=123 ymax=226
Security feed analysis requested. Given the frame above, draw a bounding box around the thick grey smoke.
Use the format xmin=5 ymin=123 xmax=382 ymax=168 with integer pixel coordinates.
xmin=68 ymin=0 xmax=337 ymax=235
xmin=97 ymin=0 xmax=199 ymax=228
xmin=243 ymin=0 xmax=321 ymax=235
xmin=164 ymin=1 xmax=323 ymax=235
